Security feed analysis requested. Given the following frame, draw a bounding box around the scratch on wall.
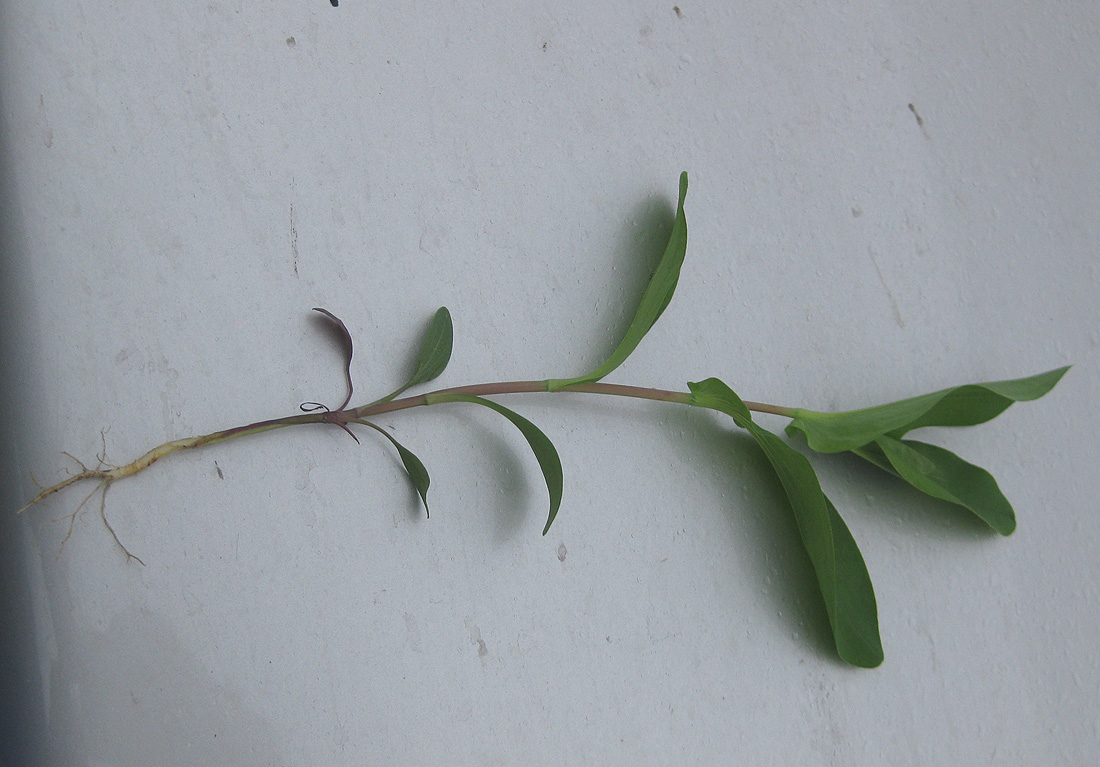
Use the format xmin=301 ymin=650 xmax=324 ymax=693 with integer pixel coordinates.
xmin=908 ymin=103 xmax=931 ymax=140
xmin=867 ymin=246 xmax=905 ymax=328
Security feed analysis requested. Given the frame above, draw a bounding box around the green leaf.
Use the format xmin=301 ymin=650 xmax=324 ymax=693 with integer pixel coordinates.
xmin=407 ymin=307 xmax=454 ymax=389
xmin=429 ymin=393 xmax=563 ymax=535
xmin=849 ymin=441 xmax=897 ymax=476
xmin=379 ymin=307 xmax=454 ymax=402
xmin=547 ymin=172 xmax=689 ymax=391
xmin=688 ymin=378 xmax=883 ymax=668
xmin=358 ymin=421 xmax=432 ymax=516
xmin=872 ymin=436 xmax=1016 ymax=535
xmin=785 ymin=366 xmax=1069 ymax=453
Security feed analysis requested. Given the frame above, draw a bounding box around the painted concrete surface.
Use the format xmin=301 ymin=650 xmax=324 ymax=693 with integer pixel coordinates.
xmin=2 ymin=2 xmax=1097 ymax=764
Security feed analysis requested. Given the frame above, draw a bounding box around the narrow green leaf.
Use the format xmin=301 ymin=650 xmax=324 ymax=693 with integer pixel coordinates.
xmin=786 ymin=366 xmax=1069 ymax=453
xmin=819 ymin=494 xmax=884 ymax=667
xmin=430 ymin=393 xmax=563 ymax=535
xmin=359 ymin=421 xmax=432 ymax=516
xmin=873 ymin=436 xmax=1016 ymax=535
xmin=688 ymin=378 xmax=883 ymax=667
xmin=547 ymin=172 xmax=689 ymax=391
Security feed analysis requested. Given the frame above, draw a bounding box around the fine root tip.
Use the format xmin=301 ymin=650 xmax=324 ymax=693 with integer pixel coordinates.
xmin=56 ymin=481 xmax=104 ymax=557
xmin=98 ymin=481 xmax=145 ymax=566
xmin=60 ymin=451 xmax=89 ymax=474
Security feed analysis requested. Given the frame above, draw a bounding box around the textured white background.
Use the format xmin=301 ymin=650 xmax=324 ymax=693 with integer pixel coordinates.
xmin=2 ymin=1 xmax=1098 ymax=764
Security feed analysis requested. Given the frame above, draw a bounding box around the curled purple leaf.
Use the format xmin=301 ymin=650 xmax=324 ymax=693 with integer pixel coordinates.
xmin=312 ymin=308 xmax=355 ymax=412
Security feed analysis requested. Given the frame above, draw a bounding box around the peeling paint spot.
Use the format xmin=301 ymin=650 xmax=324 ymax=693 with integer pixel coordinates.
xmin=290 ymin=203 xmax=299 ymax=278
xmin=466 ymin=620 xmax=489 ymax=657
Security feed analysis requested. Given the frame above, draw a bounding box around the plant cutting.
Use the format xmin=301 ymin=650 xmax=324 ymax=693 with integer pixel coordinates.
xmin=17 ymin=172 xmax=1068 ymax=668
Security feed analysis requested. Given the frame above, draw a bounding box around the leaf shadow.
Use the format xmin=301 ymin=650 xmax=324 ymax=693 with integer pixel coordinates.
xmin=662 ymin=407 xmax=843 ymax=665
xmin=430 ymin=409 xmax=531 ymax=543
xmin=574 ymin=192 xmax=677 ymax=374
xmin=814 ymin=447 xmax=999 ymax=543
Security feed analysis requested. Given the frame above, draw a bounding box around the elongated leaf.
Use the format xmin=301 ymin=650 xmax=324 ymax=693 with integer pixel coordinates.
xmin=311 ymin=308 xmax=356 ymax=411
xmin=688 ymin=378 xmax=883 ymax=667
xmin=359 ymin=421 xmax=432 ymax=517
xmin=379 ymin=307 xmax=454 ymax=403
xmin=849 ymin=441 xmax=897 ymax=475
xmin=873 ymin=436 xmax=1015 ymax=535
xmin=785 ymin=366 xmax=1069 ymax=453
xmin=430 ymin=393 xmax=563 ymax=535
xmin=547 ymin=172 xmax=689 ymax=391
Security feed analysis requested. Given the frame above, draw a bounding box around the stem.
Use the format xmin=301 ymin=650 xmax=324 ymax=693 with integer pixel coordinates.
xmin=17 ymin=379 xmax=794 ymax=513
xmin=355 ymin=380 xmax=793 ymax=417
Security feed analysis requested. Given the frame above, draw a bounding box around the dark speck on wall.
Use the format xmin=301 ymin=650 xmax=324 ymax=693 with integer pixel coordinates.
xmin=908 ymin=103 xmax=925 ymax=127
xmin=330 ymin=0 xmax=338 ymax=6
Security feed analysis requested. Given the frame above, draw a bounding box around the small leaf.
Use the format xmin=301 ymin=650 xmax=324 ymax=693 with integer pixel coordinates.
xmin=358 ymin=421 xmax=432 ymax=516
xmin=311 ymin=308 xmax=356 ymax=411
xmin=688 ymin=378 xmax=883 ymax=667
xmin=687 ymin=376 xmax=752 ymax=427
xmin=547 ymin=172 xmax=689 ymax=391
xmin=430 ymin=393 xmax=563 ymax=535
xmin=379 ymin=307 xmax=454 ymax=402
xmin=407 ymin=307 xmax=453 ymax=389
xmin=786 ymin=366 xmax=1069 ymax=453
xmin=873 ymin=436 xmax=1016 ymax=535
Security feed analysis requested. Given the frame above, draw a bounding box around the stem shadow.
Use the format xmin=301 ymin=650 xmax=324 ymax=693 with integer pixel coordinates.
xmin=663 ymin=406 xmax=842 ymax=666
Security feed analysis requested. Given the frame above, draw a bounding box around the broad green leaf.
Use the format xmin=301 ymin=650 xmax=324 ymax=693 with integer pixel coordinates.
xmin=359 ymin=421 xmax=432 ymax=516
xmin=407 ymin=307 xmax=453 ymax=389
xmin=380 ymin=307 xmax=454 ymax=402
xmin=688 ymin=378 xmax=883 ymax=668
xmin=429 ymin=393 xmax=563 ymax=535
xmin=873 ymin=436 xmax=1016 ymax=535
xmin=547 ymin=172 xmax=689 ymax=391
xmin=785 ymin=366 xmax=1069 ymax=453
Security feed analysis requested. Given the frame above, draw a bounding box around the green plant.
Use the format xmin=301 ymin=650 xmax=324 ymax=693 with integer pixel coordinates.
xmin=18 ymin=172 xmax=1067 ymax=668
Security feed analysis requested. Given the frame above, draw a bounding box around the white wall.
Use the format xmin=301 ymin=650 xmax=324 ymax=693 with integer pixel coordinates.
xmin=2 ymin=2 xmax=1097 ymax=764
